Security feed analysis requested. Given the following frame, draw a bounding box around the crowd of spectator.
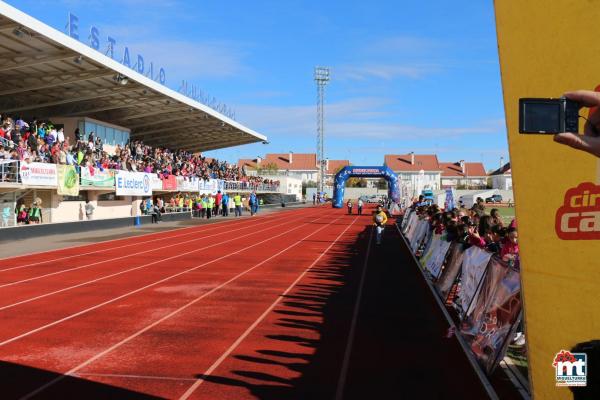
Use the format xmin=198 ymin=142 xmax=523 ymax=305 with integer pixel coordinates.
xmin=0 ymin=114 xmax=278 ymax=187
xmin=410 ymin=196 xmax=519 ymax=265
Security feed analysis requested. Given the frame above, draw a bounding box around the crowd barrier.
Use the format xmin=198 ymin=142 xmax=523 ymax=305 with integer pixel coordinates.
xmin=400 ymin=208 xmax=522 ymax=375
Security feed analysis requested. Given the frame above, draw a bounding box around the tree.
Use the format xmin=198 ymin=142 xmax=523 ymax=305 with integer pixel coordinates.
xmin=376 ymin=178 xmax=387 ymax=190
xmin=346 ymin=178 xmax=367 ymax=188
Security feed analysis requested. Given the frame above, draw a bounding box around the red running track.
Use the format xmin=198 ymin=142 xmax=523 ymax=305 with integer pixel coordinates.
xmin=0 ymin=206 xmax=492 ymax=400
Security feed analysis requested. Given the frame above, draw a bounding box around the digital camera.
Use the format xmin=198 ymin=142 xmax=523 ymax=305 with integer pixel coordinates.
xmin=519 ymin=97 xmax=579 ymax=134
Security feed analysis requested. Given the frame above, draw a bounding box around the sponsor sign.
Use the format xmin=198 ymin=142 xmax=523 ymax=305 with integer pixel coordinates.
xmin=19 ymin=162 xmax=57 ymax=186
xmin=80 ymin=167 xmax=115 ymax=188
xmin=553 ymin=350 xmax=587 ymax=387
xmin=176 ymin=176 xmax=200 ymax=193
xmin=495 ymin=1 xmax=600 ymax=397
xmin=162 ymin=175 xmax=177 ymax=191
xmin=199 ymin=179 xmax=220 ymax=195
xmin=115 ymin=171 xmax=152 ymax=196
xmin=150 ymin=174 xmax=163 ymax=191
xmin=57 ymin=165 xmax=80 ymax=196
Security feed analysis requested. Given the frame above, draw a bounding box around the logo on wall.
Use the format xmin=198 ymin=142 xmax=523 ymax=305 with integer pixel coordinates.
xmin=555 ymin=182 xmax=600 ymax=240
xmin=553 ymin=350 xmax=587 ymax=387
xmin=143 ymin=175 xmax=150 ymax=193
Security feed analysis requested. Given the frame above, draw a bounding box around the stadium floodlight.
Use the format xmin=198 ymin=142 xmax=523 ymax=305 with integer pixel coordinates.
xmin=73 ymin=55 xmax=83 ymax=65
xmin=12 ymin=27 xmax=25 ymax=38
xmin=114 ymin=74 xmax=129 ymax=85
xmin=314 ymin=66 xmax=330 ymax=193
xmin=262 ymin=141 xmax=269 ymax=145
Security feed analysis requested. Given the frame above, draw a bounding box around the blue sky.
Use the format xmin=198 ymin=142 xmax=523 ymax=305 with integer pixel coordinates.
xmin=6 ymin=0 xmax=508 ymax=170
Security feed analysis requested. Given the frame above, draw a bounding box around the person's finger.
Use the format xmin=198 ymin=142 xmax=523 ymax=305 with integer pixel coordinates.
xmin=563 ymin=90 xmax=600 ymax=107
xmin=554 ymin=132 xmax=600 ymax=157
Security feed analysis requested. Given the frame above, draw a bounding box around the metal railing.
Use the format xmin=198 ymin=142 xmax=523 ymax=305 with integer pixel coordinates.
xmin=223 ymin=181 xmax=280 ymax=192
xmin=0 ymin=160 xmax=280 ymax=193
xmin=0 ymin=160 xmax=21 ymax=183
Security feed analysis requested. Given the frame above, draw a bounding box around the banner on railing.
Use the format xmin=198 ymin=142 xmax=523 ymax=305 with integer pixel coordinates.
xmin=80 ymin=167 xmax=115 ymax=187
xmin=435 ymin=242 xmax=465 ymax=300
xmin=199 ymin=179 xmax=220 ymax=195
xmin=115 ymin=171 xmax=152 ymax=196
xmin=19 ymin=162 xmax=57 ymax=187
xmin=420 ymin=234 xmax=451 ymax=279
xmin=57 ymin=165 xmax=80 ymax=196
xmin=176 ymin=176 xmax=199 ymax=193
xmin=460 ymin=257 xmax=522 ymax=374
xmin=458 ymin=246 xmax=493 ymax=318
xmin=150 ymin=174 xmax=163 ymax=191
xmin=162 ymin=175 xmax=177 ymax=190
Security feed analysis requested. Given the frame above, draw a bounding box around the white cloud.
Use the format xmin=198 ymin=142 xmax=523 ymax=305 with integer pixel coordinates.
xmin=336 ymin=63 xmax=440 ymax=81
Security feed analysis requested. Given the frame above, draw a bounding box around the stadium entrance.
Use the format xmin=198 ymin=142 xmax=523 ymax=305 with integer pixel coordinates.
xmin=332 ymin=166 xmax=400 ymax=208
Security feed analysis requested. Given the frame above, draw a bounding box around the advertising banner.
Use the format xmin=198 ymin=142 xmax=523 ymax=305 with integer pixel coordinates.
xmin=162 ymin=175 xmax=177 ymax=191
xmin=421 ymin=234 xmax=451 ymax=279
xmin=199 ymin=178 xmax=220 ymax=195
xmin=19 ymin=162 xmax=57 ymax=187
xmin=115 ymin=171 xmax=152 ymax=196
xmin=495 ymin=2 xmax=600 ymax=397
xmin=150 ymin=174 xmax=163 ymax=191
xmin=457 ymin=246 xmax=492 ymax=317
xmin=460 ymin=257 xmax=522 ymax=374
xmin=176 ymin=176 xmax=199 ymax=193
xmin=80 ymin=167 xmax=115 ymax=188
xmin=57 ymin=165 xmax=80 ymax=196
xmin=435 ymin=242 xmax=465 ymax=300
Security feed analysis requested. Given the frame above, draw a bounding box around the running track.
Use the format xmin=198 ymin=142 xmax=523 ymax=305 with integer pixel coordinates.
xmin=0 ymin=206 xmax=492 ymax=399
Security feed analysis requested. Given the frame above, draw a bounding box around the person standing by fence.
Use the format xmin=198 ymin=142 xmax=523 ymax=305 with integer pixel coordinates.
xmin=347 ymin=199 xmax=353 ymax=215
xmin=221 ymin=192 xmax=229 ymax=217
xmin=205 ymin=195 xmax=213 ymax=219
xmin=234 ymin=193 xmax=242 ymax=217
xmin=215 ymin=190 xmax=222 ymax=217
xmin=85 ymin=200 xmax=95 ymax=220
xmin=249 ymin=191 xmax=258 ymax=216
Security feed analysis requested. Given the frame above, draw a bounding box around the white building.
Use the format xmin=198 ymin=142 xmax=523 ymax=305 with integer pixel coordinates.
xmin=384 ymin=153 xmax=442 ymax=193
xmin=490 ymin=162 xmax=512 ymax=190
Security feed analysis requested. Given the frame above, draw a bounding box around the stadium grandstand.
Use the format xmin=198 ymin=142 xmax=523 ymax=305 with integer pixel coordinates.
xmin=0 ymin=2 xmax=282 ymax=227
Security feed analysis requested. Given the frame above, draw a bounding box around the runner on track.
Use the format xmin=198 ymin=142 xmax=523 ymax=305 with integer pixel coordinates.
xmin=373 ymin=205 xmax=388 ymax=245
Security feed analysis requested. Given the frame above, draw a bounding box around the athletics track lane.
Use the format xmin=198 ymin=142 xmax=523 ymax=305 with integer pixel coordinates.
xmin=0 ymin=206 xmax=492 ymax=399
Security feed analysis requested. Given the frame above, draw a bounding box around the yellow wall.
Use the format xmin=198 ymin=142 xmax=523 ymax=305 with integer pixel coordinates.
xmin=494 ymin=1 xmax=600 ymax=398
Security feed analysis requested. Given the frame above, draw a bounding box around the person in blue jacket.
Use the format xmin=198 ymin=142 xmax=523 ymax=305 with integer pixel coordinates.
xmin=221 ymin=193 xmax=229 ymax=217
xmin=249 ymin=191 xmax=259 ymax=216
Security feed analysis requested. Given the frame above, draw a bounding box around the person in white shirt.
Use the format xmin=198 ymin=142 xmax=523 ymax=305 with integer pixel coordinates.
xmin=357 ymin=198 xmax=364 ymax=215
xmin=57 ymin=128 xmax=65 ymax=143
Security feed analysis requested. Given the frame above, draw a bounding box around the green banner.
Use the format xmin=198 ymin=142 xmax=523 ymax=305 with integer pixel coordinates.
xmin=57 ymin=165 xmax=80 ymax=196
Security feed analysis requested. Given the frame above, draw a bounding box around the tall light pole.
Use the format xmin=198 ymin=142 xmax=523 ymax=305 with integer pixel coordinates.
xmin=314 ymin=66 xmax=330 ymax=193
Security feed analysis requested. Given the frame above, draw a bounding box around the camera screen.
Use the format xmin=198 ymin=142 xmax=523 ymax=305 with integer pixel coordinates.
xmin=522 ymin=102 xmax=561 ymax=133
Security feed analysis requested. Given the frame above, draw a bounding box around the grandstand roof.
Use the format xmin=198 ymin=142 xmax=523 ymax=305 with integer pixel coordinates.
xmin=0 ymin=2 xmax=266 ymax=152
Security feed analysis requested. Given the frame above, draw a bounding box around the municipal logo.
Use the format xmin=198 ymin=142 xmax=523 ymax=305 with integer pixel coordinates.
xmin=553 ymin=350 xmax=587 ymax=387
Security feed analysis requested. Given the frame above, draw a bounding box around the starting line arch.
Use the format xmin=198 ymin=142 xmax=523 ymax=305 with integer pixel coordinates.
xmin=332 ymin=166 xmax=400 ymax=208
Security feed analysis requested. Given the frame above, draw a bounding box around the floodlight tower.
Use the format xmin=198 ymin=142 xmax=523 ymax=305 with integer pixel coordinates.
xmin=314 ymin=66 xmax=330 ymax=193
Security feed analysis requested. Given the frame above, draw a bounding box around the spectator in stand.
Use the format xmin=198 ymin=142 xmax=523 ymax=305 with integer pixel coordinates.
xmin=490 ymin=208 xmax=504 ymax=227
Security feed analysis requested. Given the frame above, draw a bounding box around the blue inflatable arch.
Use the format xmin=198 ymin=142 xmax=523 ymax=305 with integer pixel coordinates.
xmin=332 ymin=166 xmax=400 ymax=208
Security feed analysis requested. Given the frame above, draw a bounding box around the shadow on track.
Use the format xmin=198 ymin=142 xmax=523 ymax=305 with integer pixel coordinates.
xmin=0 ymin=360 xmax=162 ymax=400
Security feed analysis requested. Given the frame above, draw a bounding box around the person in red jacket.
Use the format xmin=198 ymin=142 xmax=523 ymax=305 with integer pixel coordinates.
xmin=214 ymin=190 xmax=223 ymax=217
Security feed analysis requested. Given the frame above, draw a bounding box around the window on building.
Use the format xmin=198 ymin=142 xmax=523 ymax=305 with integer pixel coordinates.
xmin=98 ymin=193 xmax=125 ymax=201
xmin=62 ymin=192 xmax=88 ymax=202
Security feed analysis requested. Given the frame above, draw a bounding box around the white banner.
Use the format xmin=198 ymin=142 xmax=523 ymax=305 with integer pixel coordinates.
xmin=423 ymin=235 xmax=451 ymax=278
xmin=410 ymin=220 xmax=429 ymax=252
xmin=150 ymin=174 xmax=163 ymax=191
xmin=458 ymin=246 xmax=493 ymax=317
xmin=19 ymin=162 xmax=57 ymax=186
xmin=199 ymin=178 xmax=220 ymax=195
xmin=176 ymin=176 xmax=199 ymax=192
xmin=115 ymin=171 xmax=152 ymax=196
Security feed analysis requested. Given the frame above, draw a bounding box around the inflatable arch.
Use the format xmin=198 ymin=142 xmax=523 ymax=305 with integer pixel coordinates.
xmin=332 ymin=166 xmax=400 ymax=208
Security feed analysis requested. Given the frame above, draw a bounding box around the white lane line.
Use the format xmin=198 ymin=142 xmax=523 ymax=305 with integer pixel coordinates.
xmin=19 ymin=214 xmax=344 ymax=400
xmin=334 ymin=225 xmax=373 ymax=400
xmin=0 ymin=210 xmax=290 ymax=272
xmin=73 ymin=372 xmax=198 ymax=382
xmin=0 ymin=210 xmax=318 ymax=313
xmin=0 ymin=211 xmax=291 ymax=289
xmin=178 ymin=216 xmax=359 ymax=400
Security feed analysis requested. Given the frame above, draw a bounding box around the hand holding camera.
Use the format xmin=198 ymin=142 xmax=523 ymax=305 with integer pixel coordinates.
xmin=554 ymin=90 xmax=600 ymax=158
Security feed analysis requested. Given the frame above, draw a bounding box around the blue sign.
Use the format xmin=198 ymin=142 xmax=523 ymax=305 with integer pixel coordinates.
xmin=67 ymin=13 xmax=234 ymax=119
xmin=67 ymin=13 xmax=166 ymax=85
